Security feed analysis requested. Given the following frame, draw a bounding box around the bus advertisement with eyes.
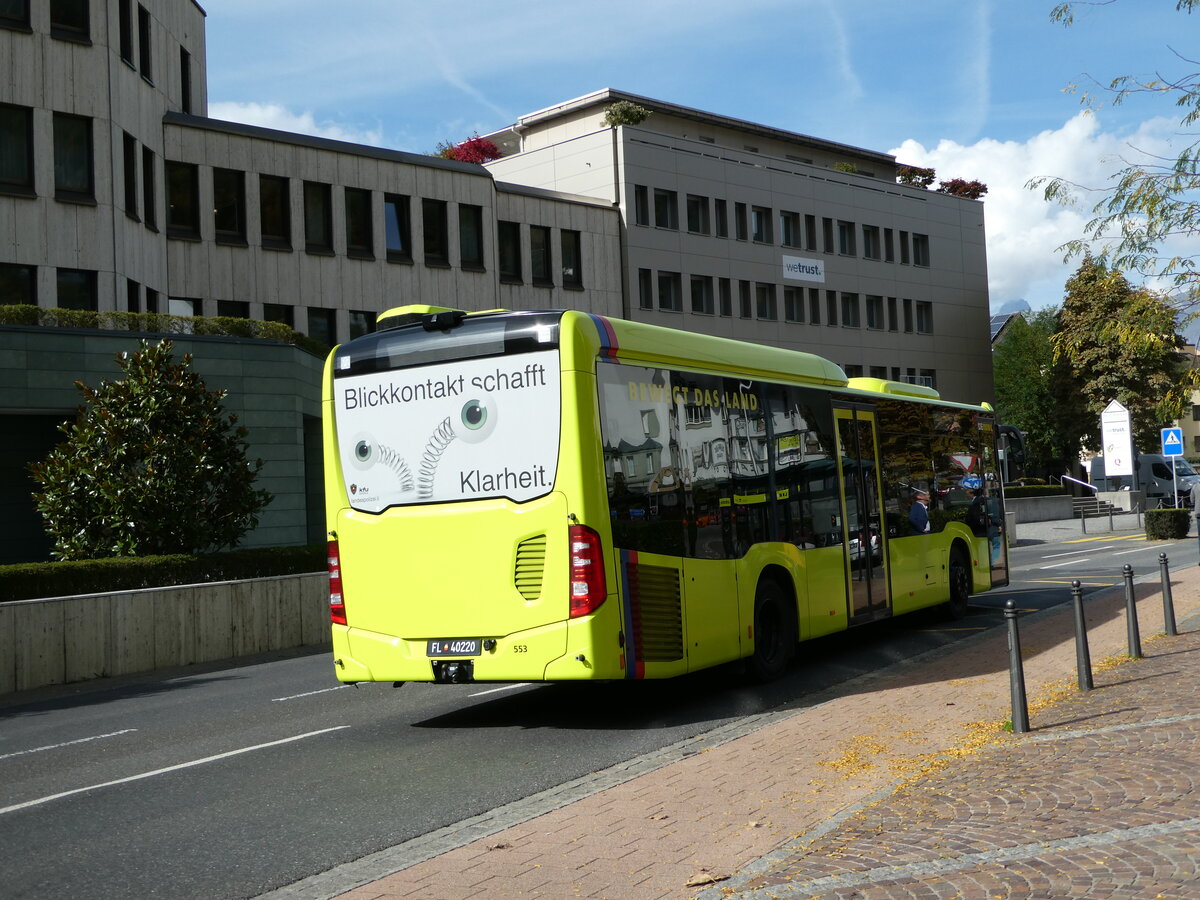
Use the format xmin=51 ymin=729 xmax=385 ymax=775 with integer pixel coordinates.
xmin=334 ymin=350 xmax=561 ymax=511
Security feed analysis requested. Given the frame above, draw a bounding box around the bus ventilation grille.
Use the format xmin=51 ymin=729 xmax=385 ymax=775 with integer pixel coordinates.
xmin=628 ymin=563 xmax=683 ymax=662
xmin=514 ymin=534 xmax=547 ymax=601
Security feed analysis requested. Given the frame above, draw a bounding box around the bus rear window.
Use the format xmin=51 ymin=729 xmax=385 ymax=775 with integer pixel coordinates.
xmin=333 ymin=311 xmax=561 ymax=378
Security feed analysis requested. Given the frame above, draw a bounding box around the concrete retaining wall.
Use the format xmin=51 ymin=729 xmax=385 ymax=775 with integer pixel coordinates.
xmin=0 ymin=573 xmax=329 ymax=696
xmin=1003 ymin=495 xmax=1075 ymax=523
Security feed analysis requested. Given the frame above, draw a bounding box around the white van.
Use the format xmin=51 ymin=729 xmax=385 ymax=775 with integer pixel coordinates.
xmin=1089 ymin=454 xmax=1200 ymax=507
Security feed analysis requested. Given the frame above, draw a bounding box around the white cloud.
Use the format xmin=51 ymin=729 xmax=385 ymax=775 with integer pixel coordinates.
xmin=892 ymin=112 xmax=1182 ymax=311
xmin=206 ymin=102 xmax=385 ymax=149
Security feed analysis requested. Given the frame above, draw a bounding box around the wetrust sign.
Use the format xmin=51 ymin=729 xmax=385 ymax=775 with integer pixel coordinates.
xmin=781 ymin=255 xmax=825 ymax=283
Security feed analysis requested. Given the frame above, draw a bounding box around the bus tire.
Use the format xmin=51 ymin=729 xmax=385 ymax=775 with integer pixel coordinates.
xmin=750 ymin=577 xmax=795 ymax=682
xmin=946 ymin=546 xmax=971 ymax=619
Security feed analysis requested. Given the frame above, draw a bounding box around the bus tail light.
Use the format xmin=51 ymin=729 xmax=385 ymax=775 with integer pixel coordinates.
xmin=328 ymin=539 xmax=347 ymax=625
xmin=568 ymin=525 xmax=607 ymax=618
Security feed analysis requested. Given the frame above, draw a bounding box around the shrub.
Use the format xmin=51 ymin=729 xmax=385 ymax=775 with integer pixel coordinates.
xmin=0 ymin=546 xmax=326 ymax=602
xmin=0 ymin=304 xmax=327 ymax=357
xmin=1145 ymin=508 xmax=1190 ymax=540
xmin=29 ymin=339 xmax=273 ymax=559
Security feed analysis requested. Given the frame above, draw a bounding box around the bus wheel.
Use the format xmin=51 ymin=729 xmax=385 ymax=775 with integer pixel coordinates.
xmin=750 ymin=578 xmax=795 ymax=681
xmin=946 ymin=548 xmax=971 ymax=619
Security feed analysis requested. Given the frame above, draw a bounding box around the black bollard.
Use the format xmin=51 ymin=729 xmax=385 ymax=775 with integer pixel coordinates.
xmin=1159 ymin=552 xmax=1178 ymax=637
xmin=1123 ymin=563 xmax=1143 ymax=659
xmin=1005 ymin=599 xmax=1030 ymax=733
xmin=1071 ymin=580 xmax=1093 ymax=691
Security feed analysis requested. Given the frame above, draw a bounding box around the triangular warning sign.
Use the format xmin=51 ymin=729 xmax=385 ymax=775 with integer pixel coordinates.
xmin=950 ymin=454 xmax=976 ymax=472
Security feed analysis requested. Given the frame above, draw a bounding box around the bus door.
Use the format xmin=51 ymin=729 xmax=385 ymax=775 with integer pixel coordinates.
xmin=834 ymin=406 xmax=890 ymax=621
xmin=980 ymin=423 xmax=1011 ymax=588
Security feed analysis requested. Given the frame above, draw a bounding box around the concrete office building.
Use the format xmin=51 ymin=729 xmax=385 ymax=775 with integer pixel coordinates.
xmin=484 ymin=89 xmax=993 ymax=404
xmin=1 ymin=4 xmax=992 ymax=562
xmin=0 ymin=0 xmax=620 ymax=562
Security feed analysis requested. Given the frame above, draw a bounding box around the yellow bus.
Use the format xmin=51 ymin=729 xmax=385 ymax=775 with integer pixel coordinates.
xmin=323 ymin=306 xmax=1008 ymax=685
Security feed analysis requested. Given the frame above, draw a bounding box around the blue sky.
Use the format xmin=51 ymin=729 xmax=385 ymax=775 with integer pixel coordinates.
xmin=198 ymin=0 xmax=1199 ymax=311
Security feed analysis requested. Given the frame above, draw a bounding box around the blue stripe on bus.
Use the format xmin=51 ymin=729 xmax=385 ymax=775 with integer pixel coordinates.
xmin=619 ymin=548 xmax=638 ymax=679
xmin=589 ymin=314 xmax=619 ymax=358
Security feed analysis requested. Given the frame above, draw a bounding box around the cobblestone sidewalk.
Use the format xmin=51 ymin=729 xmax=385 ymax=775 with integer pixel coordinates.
xmin=711 ymin=618 xmax=1200 ymax=898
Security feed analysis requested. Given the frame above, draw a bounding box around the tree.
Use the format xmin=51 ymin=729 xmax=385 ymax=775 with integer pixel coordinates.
xmin=1032 ymin=1 xmax=1200 ymax=298
xmin=937 ymin=178 xmax=988 ymax=200
xmin=1053 ymin=257 xmax=1196 ymax=450
xmin=29 ymin=340 xmax=272 ymax=559
xmin=897 ymin=165 xmax=936 ymax=188
xmin=602 ymin=100 xmax=652 ymax=127
xmin=897 ymin=166 xmax=988 ymax=198
xmin=992 ymin=308 xmax=1092 ymax=474
xmin=434 ymin=134 xmax=502 ymax=164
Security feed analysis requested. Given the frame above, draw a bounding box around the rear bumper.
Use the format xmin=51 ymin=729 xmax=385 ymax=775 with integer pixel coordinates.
xmin=331 ymin=615 xmax=624 ymax=682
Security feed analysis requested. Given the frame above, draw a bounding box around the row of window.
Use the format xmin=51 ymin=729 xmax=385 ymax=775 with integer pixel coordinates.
xmin=0 ymin=107 xmax=589 ymax=289
xmin=845 ymin=364 xmax=938 ymax=389
xmin=632 ymin=185 xmax=931 ymax=266
xmin=0 ymin=103 xmax=164 ymax=220
xmin=0 ymin=261 xmax=374 ymax=347
xmin=636 ymin=269 xmax=935 ymax=333
xmin=2 ymin=2 xmax=192 ymax=112
xmin=159 ymin=163 xmax=586 ymax=288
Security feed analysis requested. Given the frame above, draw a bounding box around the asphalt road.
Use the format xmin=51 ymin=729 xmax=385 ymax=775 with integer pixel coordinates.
xmin=1 ymin=529 xmax=1192 ymax=900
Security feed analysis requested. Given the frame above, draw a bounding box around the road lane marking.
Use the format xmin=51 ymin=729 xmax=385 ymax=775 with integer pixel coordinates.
xmin=271 ymin=685 xmax=351 ymax=702
xmin=0 ymin=726 xmax=349 ymax=816
xmin=1063 ymin=533 xmax=1144 ymax=544
xmin=1017 ymin=585 xmax=1118 ymax=592
xmin=469 ymin=683 xmax=531 ymax=697
xmin=0 ymin=729 xmax=137 ymax=763
xmin=1041 ymin=546 xmax=1113 ymax=559
xmin=1039 ymin=558 xmax=1091 ymax=569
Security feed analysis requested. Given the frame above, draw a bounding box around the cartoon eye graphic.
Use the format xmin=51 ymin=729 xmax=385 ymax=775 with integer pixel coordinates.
xmin=457 ymin=397 xmax=497 ymax=443
xmin=350 ymin=434 xmax=376 ymax=470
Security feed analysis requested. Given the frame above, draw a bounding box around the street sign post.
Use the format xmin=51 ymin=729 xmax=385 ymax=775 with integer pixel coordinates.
xmin=1162 ymin=427 xmax=1184 ymax=507
xmin=1161 ymin=427 xmax=1183 ymax=457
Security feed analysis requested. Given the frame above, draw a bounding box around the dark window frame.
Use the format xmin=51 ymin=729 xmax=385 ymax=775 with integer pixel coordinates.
xmin=259 ymin=174 xmax=291 ymax=250
xmin=213 ymin=167 xmax=247 ymax=245
xmin=165 ymin=160 xmax=200 ymax=238
xmin=53 ymin=112 xmax=95 ymax=203
xmin=530 ymin=225 xmax=553 ymax=286
xmin=50 ymin=0 xmax=89 ymax=43
xmin=421 ymin=198 xmax=449 ymax=267
xmin=560 ymin=229 xmax=582 ymax=289
xmin=179 ymin=45 xmax=192 ymax=114
xmin=137 ymin=4 xmax=152 ymax=82
xmin=303 ymin=180 xmax=334 ymax=254
xmin=344 ymin=186 xmax=374 ymax=260
xmin=0 ymin=262 xmax=36 ymax=305
xmin=117 ymin=0 xmax=133 ymax=63
xmin=56 ymin=267 xmax=97 ymax=311
xmin=498 ymin=220 xmax=522 ymax=282
xmin=458 ymin=203 xmax=484 ymax=270
xmin=122 ymin=132 xmax=139 ymax=220
xmin=0 ymin=103 xmax=35 ymax=195
xmin=141 ymin=146 xmax=157 ymax=231
xmin=383 ymin=193 xmax=411 ymax=263
xmin=0 ymin=1 xmax=31 ymax=30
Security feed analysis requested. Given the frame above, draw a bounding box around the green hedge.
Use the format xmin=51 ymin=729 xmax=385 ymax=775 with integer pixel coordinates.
xmin=1145 ymin=508 xmax=1191 ymax=540
xmin=0 ymin=305 xmax=328 ymax=358
xmin=1002 ymin=485 xmax=1068 ymax=499
xmin=0 ymin=546 xmax=326 ymax=602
